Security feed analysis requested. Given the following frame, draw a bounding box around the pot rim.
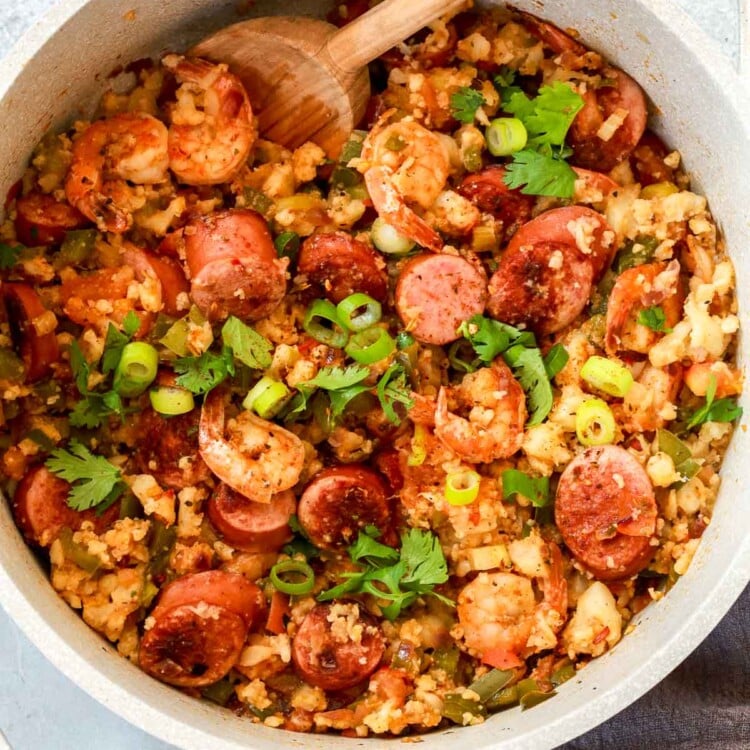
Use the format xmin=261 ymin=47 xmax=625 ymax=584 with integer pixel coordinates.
xmin=0 ymin=1 xmax=749 ymax=749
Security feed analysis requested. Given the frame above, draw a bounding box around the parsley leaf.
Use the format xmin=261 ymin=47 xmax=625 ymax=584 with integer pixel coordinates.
xmin=0 ymin=243 xmax=21 ymax=269
xmin=686 ymin=375 xmax=743 ymax=430
xmin=221 ymin=316 xmax=273 ymax=370
xmin=318 ymin=528 xmax=452 ymax=621
xmin=45 ymin=442 xmax=125 ymax=511
xmin=450 ymin=86 xmax=486 ymax=124
xmin=174 ymin=348 xmax=235 ymax=395
xmin=503 ymin=149 xmax=578 ymax=197
xmin=637 ymin=305 xmax=671 ymax=333
xmin=377 ymin=363 xmax=414 ymax=425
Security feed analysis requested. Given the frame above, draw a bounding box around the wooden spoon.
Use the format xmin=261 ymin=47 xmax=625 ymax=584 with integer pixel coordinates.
xmin=190 ymin=0 xmax=467 ymax=157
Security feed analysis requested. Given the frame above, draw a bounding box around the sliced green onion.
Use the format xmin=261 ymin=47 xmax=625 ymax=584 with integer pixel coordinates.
xmin=269 ymin=559 xmax=315 ymax=595
xmin=462 ymin=145 xmax=483 ymax=173
xmin=396 ymin=331 xmax=415 ymax=350
xmin=243 ymin=376 xmax=291 ymax=418
xmin=657 ymin=428 xmax=692 ymax=466
xmin=580 ymin=355 xmax=634 ymax=397
xmin=336 ymin=292 xmax=382 ymax=332
xmin=576 ymin=398 xmax=616 ymax=446
xmin=445 ymin=470 xmax=481 ymax=506
xmin=201 ymin=677 xmax=236 ymax=706
xmin=114 ymin=341 xmax=158 ymax=397
xmin=485 ymin=117 xmax=527 ymax=156
xmin=345 ymin=327 xmax=395 ymax=364
xmin=303 ymin=299 xmax=349 ymax=348
xmin=371 ymin=217 xmax=416 ymax=255
xmin=501 ymin=469 xmax=549 ymax=507
xmin=58 ymin=527 xmax=102 ymax=574
xmin=149 ymin=385 xmax=195 ymax=415
xmin=408 ymin=424 xmax=427 ymax=467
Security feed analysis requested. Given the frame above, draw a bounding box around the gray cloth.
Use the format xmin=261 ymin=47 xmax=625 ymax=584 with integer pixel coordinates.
xmin=558 ymin=584 xmax=750 ymax=750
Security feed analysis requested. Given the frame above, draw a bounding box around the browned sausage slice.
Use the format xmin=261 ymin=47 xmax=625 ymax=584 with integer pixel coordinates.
xmin=133 ymin=407 xmax=211 ymax=490
xmin=395 ymin=253 xmax=487 ymax=345
xmin=207 ymin=484 xmax=295 ymax=552
xmin=12 ymin=464 xmax=118 ymax=546
xmin=3 ymin=282 xmax=60 ymax=382
xmin=457 ymin=166 xmax=534 ymax=242
xmin=298 ymin=232 xmax=388 ymax=304
xmin=182 ymin=209 xmax=288 ymax=322
xmin=555 ymin=445 xmax=658 ymax=580
xmin=139 ymin=603 xmax=247 ymax=687
xmin=487 ymin=206 xmax=614 ymax=335
xmin=629 ymin=131 xmax=675 ymax=187
xmin=292 ymin=603 xmax=384 ymax=690
xmin=150 ymin=570 xmax=264 ymax=628
xmin=15 ymin=192 xmax=89 ymax=246
xmin=297 ymin=465 xmax=393 ymax=549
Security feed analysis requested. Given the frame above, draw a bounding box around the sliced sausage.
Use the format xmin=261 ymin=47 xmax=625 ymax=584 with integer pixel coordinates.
xmin=12 ymin=464 xmax=118 ymax=547
xmin=555 ymin=445 xmax=658 ymax=580
xmin=298 ymin=232 xmax=388 ymax=304
xmin=292 ymin=603 xmax=384 ymax=691
xmin=487 ymin=206 xmax=614 ymax=335
xmin=630 ymin=131 xmax=675 ymax=187
xmin=457 ymin=166 xmax=535 ymax=242
xmin=207 ymin=484 xmax=295 ymax=552
xmin=569 ymin=68 xmax=648 ymax=172
xmin=395 ymin=253 xmax=487 ymax=345
xmin=150 ymin=570 xmax=264 ymax=628
xmin=297 ymin=465 xmax=393 ymax=549
xmin=2 ymin=282 xmax=60 ymax=382
xmin=182 ymin=209 xmax=288 ymax=322
xmin=139 ymin=603 xmax=248 ymax=687
xmin=14 ymin=192 xmax=89 ymax=246
xmin=133 ymin=408 xmax=211 ymax=490
xmin=122 ymin=243 xmax=189 ymax=318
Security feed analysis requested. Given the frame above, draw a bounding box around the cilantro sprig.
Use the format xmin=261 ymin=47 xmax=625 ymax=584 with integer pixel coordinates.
xmin=686 ymin=375 xmax=743 ymax=430
xmin=637 ymin=305 xmax=672 ymax=333
xmin=46 ymin=442 xmax=125 ymax=512
xmin=493 ymin=81 xmax=583 ymax=198
xmin=318 ymin=528 xmax=452 ymax=620
xmin=450 ymin=86 xmax=486 ymax=124
xmin=0 ymin=242 xmax=21 ymax=269
xmin=457 ymin=315 xmax=564 ymax=425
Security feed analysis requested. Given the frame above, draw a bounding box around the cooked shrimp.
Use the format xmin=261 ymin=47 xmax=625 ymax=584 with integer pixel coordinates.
xmin=434 ymin=359 xmax=526 ymax=463
xmin=684 ymin=360 xmax=743 ymax=398
xmin=615 ymin=362 xmax=682 ymax=433
xmin=163 ymin=55 xmax=255 ymax=185
xmin=199 ymin=390 xmax=305 ymax=503
xmin=358 ymin=113 xmax=451 ymax=252
xmin=605 ymin=260 xmax=683 ymax=355
xmin=457 ymin=534 xmax=567 ymax=669
xmin=65 ymin=112 xmax=169 ymax=232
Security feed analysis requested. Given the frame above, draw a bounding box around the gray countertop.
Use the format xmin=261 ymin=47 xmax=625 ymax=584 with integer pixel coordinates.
xmin=0 ymin=1 xmax=744 ymax=749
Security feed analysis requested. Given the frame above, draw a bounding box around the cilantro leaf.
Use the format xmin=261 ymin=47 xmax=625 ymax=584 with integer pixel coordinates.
xmin=687 ymin=375 xmax=743 ymax=429
xmin=221 ymin=316 xmax=273 ymax=370
xmin=45 ymin=442 xmax=125 ymax=511
xmin=376 ymin=363 xmax=414 ymax=425
xmin=318 ymin=528 xmax=452 ymax=620
xmin=493 ymin=66 xmax=517 ymax=90
xmin=543 ymin=344 xmax=569 ymax=379
xmin=0 ymin=243 xmax=21 ymax=269
xmin=503 ymin=149 xmax=578 ymax=197
xmin=457 ymin=315 xmax=534 ymax=363
xmin=504 ymin=83 xmax=584 ymax=148
xmin=637 ymin=305 xmax=671 ymax=333
xmin=69 ymin=340 xmax=91 ymax=395
xmin=450 ymin=86 xmax=486 ymax=124
xmin=502 ymin=469 xmax=550 ymax=507
xmin=174 ymin=348 xmax=234 ymax=395
xmin=328 ymin=383 xmax=371 ymax=418
xmin=304 ymin=364 xmax=370 ymax=390
xmin=502 ymin=344 xmax=553 ymax=426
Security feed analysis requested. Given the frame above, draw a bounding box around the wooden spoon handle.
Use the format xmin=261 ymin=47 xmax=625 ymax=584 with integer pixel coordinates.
xmin=326 ymin=0 xmax=468 ymax=74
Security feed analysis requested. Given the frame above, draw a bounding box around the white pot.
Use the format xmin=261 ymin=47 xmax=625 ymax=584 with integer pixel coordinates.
xmin=0 ymin=2 xmax=748 ymax=748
